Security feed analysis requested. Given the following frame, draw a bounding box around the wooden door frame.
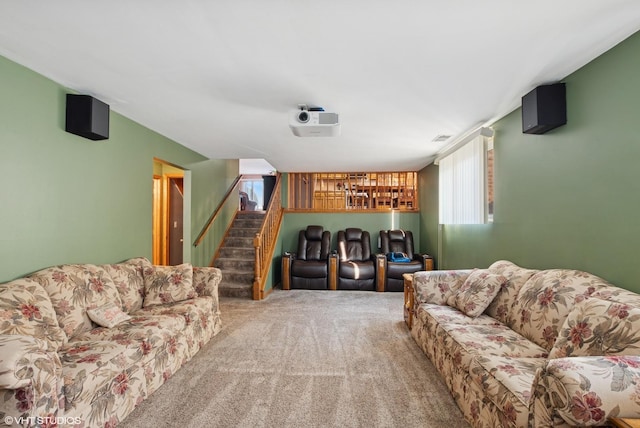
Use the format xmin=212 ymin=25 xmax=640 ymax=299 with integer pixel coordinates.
xmin=152 ymin=174 xmax=163 ymax=265
xmin=152 ymin=159 xmax=185 ymax=265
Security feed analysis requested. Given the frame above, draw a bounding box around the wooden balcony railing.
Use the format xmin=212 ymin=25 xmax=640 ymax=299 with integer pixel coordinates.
xmin=287 ymin=171 xmax=418 ymax=211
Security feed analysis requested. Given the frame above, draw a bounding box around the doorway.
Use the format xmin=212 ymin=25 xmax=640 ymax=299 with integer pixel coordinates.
xmin=167 ymin=176 xmax=184 ymax=265
xmin=152 ymin=160 xmax=185 ymax=265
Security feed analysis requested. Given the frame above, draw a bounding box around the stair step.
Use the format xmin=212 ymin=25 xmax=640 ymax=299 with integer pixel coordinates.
xmin=218 ymin=247 xmax=254 ymax=259
xmin=233 ymin=219 xmax=264 ymax=228
xmin=214 ymin=258 xmax=254 ymax=270
xmin=218 ymin=282 xmax=253 ymax=298
xmin=228 ymin=228 xmax=260 ymax=238
xmin=222 ymin=270 xmax=254 ymax=285
xmin=224 ymin=236 xmax=254 ymax=247
xmin=236 ymin=211 xmax=266 ymax=219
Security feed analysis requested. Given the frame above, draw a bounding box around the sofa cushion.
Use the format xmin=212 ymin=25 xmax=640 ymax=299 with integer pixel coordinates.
xmin=469 ymin=356 xmax=546 ymax=428
xmin=549 ymin=298 xmax=640 ymax=358
xmin=486 ymin=260 xmax=539 ymax=326
xmin=413 ymin=270 xmax=472 ymax=305
xmin=59 ymin=340 xmax=144 ymax=412
xmin=61 ymin=339 xmax=152 ymax=425
xmin=438 ymin=322 xmax=548 ymax=373
xmin=134 ymin=297 xmax=212 ymax=330
xmin=416 ymin=304 xmax=503 ymax=328
xmin=448 ymin=269 xmax=507 ymax=317
xmin=102 ymin=258 xmax=147 ymax=313
xmin=87 ymin=302 xmax=132 ymax=328
xmin=142 ymin=263 xmax=197 ymax=307
xmin=72 ymin=315 xmax=186 ymax=345
xmin=510 ymin=269 xmax=611 ymax=351
xmin=29 ymin=264 xmax=124 ymax=340
xmin=0 ymin=278 xmax=67 ymax=350
xmin=70 ymin=314 xmax=188 ymax=375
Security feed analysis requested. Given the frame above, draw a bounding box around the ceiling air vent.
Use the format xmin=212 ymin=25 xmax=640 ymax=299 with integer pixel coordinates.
xmin=432 ymin=135 xmax=451 ymax=142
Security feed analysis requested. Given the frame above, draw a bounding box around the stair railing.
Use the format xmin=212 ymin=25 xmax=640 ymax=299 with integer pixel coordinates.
xmin=252 ymin=173 xmax=284 ymax=300
xmin=193 ymin=175 xmax=242 ymax=248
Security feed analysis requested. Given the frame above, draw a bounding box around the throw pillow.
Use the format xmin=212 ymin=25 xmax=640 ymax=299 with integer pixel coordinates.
xmin=143 ymin=263 xmax=197 ymax=307
xmin=87 ymin=302 xmax=131 ymax=328
xmin=102 ymin=258 xmax=147 ymax=313
xmin=413 ymin=270 xmax=472 ymax=305
xmin=448 ymin=269 xmax=507 ymax=317
xmin=549 ymin=298 xmax=640 ymax=358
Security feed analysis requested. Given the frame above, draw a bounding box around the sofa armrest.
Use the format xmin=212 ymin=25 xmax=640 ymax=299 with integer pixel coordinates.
xmin=537 ymin=356 xmax=640 ymax=426
xmin=192 ymin=267 xmax=222 ymax=297
xmin=0 ymin=334 xmax=63 ymax=423
xmin=0 ymin=335 xmax=49 ymax=389
xmin=412 ymin=269 xmax=472 ymax=305
xmin=192 ymin=267 xmax=222 ymax=315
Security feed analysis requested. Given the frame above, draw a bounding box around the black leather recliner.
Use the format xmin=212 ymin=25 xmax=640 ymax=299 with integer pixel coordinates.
xmin=376 ymin=229 xmax=433 ymax=292
xmin=336 ymin=228 xmax=376 ymax=290
xmin=282 ymin=225 xmax=331 ymax=290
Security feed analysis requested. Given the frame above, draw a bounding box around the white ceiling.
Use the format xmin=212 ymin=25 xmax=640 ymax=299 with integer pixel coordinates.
xmin=2 ymin=1 xmax=640 ymax=172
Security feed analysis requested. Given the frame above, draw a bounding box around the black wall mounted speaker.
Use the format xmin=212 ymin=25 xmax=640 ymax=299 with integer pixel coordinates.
xmin=522 ymin=83 xmax=566 ymax=135
xmin=65 ymin=94 xmax=110 ymax=140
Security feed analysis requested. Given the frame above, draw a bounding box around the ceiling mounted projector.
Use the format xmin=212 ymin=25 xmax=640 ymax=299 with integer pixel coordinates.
xmin=289 ymin=105 xmax=340 ymax=137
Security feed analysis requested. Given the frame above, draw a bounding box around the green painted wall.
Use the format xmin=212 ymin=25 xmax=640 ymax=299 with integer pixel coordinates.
xmin=189 ymin=159 xmax=239 ymax=267
xmin=418 ymin=163 xmax=439 ymax=263
xmin=421 ymin=30 xmax=640 ymax=292
xmin=0 ymin=54 xmax=230 ymax=281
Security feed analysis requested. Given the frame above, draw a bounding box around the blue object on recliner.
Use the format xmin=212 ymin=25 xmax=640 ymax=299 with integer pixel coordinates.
xmin=387 ymin=252 xmax=411 ymax=263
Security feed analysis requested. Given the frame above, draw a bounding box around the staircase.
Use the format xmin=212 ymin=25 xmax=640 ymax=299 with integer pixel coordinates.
xmin=213 ymin=211 xmax=265 ymax=298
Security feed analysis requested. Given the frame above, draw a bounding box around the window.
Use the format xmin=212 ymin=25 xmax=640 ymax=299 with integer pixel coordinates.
xmin=287 ymin=172 xmax=418 ymax=211
xmin=437 ymin=128 xmax=493 ymax=224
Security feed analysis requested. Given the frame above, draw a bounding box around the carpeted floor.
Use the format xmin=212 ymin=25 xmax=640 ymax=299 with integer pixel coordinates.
xmin=119 ymin=289 xmax=469 ymax=428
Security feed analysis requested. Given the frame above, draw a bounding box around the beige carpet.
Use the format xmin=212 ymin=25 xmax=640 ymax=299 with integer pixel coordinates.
xmin=119 ymin=289 xmax=469 ymax=428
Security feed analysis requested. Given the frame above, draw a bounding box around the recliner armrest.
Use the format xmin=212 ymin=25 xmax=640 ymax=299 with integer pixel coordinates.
xmin=375 ymin=253 xmax=387 ymax=292
xmin=416 ymin=253 xmax=434 ymax=271
xmin=281 ymin=252 xmax=295 ymax=290
xmin=328 ymin=253 xmax=338 ymax=290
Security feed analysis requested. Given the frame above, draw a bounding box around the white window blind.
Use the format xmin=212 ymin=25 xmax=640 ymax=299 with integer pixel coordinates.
xmin=438 ymin=134 xmax=487 ymax=224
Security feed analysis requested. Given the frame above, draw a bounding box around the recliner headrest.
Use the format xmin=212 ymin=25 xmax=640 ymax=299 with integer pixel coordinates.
xmin=388 ymin=230 xmax=406 ymax=241
xmin=305 ymin=225 xmax=324 ymax=240
xmin=344 ymin=228 xmax=363 ymax=241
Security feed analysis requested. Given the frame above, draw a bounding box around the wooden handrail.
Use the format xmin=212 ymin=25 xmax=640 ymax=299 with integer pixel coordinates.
xmin=193 ymin=175 xmax=242 ymax=247
xmin=252 ymin=173 xmax=284 ymax=300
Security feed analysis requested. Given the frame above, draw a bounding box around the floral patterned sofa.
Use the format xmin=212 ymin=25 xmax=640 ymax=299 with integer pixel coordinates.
xmin=0 ymin=257 xmax=222 ymax=427
xmin=410 ymin=260 xmax=640 ymax=427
